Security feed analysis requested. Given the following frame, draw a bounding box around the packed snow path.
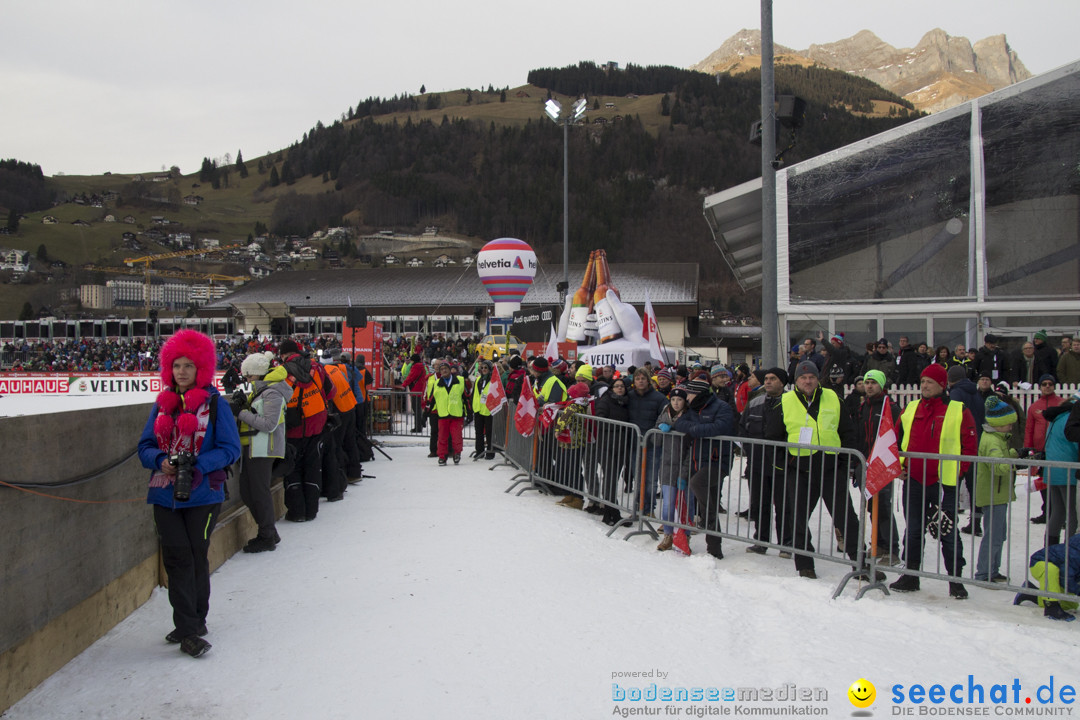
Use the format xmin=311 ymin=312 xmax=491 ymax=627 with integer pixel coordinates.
xmin=5 ymin=441 xmax=1075 ymax=719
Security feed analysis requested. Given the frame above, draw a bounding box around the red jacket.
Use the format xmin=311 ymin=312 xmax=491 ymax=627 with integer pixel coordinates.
xmin=903 ymin=394 xmax=977 ymax=485
xmin=402 ymin=363 xmax=428 ymax=393
xmin=1025 ymin=394 xmax=1064 ymax=451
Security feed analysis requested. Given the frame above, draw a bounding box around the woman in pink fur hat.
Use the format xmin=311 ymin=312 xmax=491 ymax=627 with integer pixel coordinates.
xmin=137 ymin=330 xmax=241 ymax=658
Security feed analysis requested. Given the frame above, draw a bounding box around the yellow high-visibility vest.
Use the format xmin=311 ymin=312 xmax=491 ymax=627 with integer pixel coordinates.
xmin=899 ymin=399 xmax=964 ymax=486
xmin=780 ymin=388 xmax=842 ymax=456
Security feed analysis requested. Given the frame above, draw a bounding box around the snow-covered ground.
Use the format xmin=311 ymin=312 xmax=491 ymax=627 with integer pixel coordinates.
xmin=4 ymin=431 xmax=1079 ymax=719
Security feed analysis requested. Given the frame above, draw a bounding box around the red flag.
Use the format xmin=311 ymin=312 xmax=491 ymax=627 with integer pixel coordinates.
xmin=865 ymin=397 xmax=902 ymax=497
xmin=515 ymin=376 xmax=538 ymax=437
xmin=484 ymin=367 xmax=507 ymax=413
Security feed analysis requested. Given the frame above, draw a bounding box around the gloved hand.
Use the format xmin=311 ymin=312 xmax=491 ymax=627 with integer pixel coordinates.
xmin=676 ymin=476 xmax=687 ymax=491
xmin=658 ymin=423 xmax=672 ymax=433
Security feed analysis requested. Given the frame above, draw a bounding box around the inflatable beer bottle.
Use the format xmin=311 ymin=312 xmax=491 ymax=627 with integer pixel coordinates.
xmin=566 ymin=250 xmax=596 ymax=342
xmin=593 ymin=250 xmax=623 ymax=343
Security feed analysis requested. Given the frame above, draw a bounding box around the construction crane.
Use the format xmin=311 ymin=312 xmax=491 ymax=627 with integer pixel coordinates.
xmin=121 ymin=243 xmax=245 ymax=317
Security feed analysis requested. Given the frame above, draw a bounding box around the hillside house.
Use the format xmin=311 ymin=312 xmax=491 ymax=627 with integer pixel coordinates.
xmin=202 ymin=238 xmax=220 ymax=249
xmin=183 ymin=195 xmax=203 ymax=206
xmin=249 ymin=266 xmax=272 ymax=279
xmin=406 ymin=257 xmax=423 ymax=267
xmin=104 ymin=214 xmax=116 ymax=223
xmin=42 ymin=216 xmax=58 ymax=224
xmin=384 ymin=254 xmax=399 ymax=265
xmin=123 ymin=215 xmax=136 ymax=224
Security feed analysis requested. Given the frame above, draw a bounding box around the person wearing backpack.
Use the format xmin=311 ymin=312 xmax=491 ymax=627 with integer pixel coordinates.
xmin=278 ymin=338 xmax=334 ymax=522
xmin=325 ymin=354 xmax=363 ymax=483
xmin=234 ymin=351 xmax=290 ymax=553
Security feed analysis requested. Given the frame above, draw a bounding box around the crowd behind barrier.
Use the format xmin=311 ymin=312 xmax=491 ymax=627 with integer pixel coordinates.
xmin=388 ymin=348 xmax=1080 ymax=614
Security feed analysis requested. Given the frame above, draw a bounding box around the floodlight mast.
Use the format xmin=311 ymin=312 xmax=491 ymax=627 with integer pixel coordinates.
xmin=544 ymin=96 xmax=588 ymax=304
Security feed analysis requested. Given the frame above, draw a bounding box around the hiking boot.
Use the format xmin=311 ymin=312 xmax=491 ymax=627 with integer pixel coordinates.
xmin=717 ymin=504 xmax=727 ymax=514
xmin=563 ymin=496 xmax=584 ymax=510
xmin=584 ymin=503 xmax=604 ymax=515
xmin=427 ymin=452 xmax=438 ymax=458
xmin=1045 ymin=602 xmax=1076 ymax=621
xmin=991 ymin=573 xmax=1008 ymax=583
xmin=1014 ymin=582 xmax=1039 ymax=605
xmin=556 ymin=495 xmax=576 ymax=506
xmin=657 ymin=534 xmax=673 ymax=552
xmin=778 ymin=550 xmax=793 ymax=560
xmin=1032 ymin=514 xmax=1047 ymax=524
xmin=453 ymin=454 xmax=461 ymax=464
xmin=890 ymin=574 xmax=921 ymax=592
xmin=960 ymin=519 xmax=982 ymax=536
xmin=736 ymin=509 xmax=750 ymax=519
xmin=949 ymin=582 xmax=969 ymax=600
xmin=745 ymin=545 xmax=767 ymax=555
xmin=438 ymin=457 xmax=447 ymax=466
xmin=243 ymin=536 xmax=277 ymax=553
xmin=799 ymin=569 xmax=817 ymax=579
xmin=166 ymin=623 xmax=207 ymax=644
xmin=180 ymin=635 xmax=212 ymax=658
xmin=284 ymin=513 xmax=307 ymax=523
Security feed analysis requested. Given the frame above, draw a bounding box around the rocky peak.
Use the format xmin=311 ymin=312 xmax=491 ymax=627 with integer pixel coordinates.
xmin=693 ymin=28 xmax=1033 ymax=112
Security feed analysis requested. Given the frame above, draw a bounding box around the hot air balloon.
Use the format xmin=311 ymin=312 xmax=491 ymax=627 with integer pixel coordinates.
xmin=476 ymin=238 xmax=537 ymax=317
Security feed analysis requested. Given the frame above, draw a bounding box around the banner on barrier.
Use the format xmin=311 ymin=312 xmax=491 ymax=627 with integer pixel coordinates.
xmin=0 ymin=372 xmax=226 ymax=395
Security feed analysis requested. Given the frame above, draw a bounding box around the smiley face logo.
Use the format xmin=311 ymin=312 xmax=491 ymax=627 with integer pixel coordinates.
xmin=848 ymin=678 xmax=876 ymax=708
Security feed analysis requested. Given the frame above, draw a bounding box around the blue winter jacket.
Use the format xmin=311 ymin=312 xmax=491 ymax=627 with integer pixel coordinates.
xmin=138 ymin=387 xmax=242 ymax=510
xmin=673 ymin=394 xmax=736 ymax=473
xmin=1043 ymin=404 xmax=1079 ymax=486
xmin=1030 ymin=534 xmax=1080 ymax=595
xmin=949 ymin=379 xmax=986 ymax=434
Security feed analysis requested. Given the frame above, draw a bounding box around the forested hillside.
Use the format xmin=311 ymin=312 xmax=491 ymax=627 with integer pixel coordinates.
xmin=274 ymin=63 xmax=918 ymax=311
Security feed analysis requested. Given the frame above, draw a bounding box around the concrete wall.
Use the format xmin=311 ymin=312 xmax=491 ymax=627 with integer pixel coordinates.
xmin=0 ymin=403 xmax=278 ymax=714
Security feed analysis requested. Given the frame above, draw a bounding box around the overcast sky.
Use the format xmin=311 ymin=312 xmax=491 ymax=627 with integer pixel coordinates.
xmin=3 ymin=0 xmax=1077 ymax=177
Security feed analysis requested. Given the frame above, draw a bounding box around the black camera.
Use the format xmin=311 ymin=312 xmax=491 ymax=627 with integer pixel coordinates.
xmin=170 ymin=451 xmax=195 ymax=501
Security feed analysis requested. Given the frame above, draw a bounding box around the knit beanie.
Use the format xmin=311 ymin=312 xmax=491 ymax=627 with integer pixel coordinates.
xmin=1038 ymin=374 xmax=1055 ymax=385
xmin=685 ymin=379 xmax=711 ymax=396
xmin=531 ymin=356 xmax=549 ymax=371
xmin=575 ymin=364 xmax=594 ymax=382
xmin=669 ymin=386 xmax=689 ymax=401
xmin=508 ymin=355 xmax=523 ymax=370
xmin=551 ymin=358 xmax=568 ymax=374
xmin=1035 ymin=330 xmax=1048 ymax=342
xmin=752 ymin=369 xmax=767 ymax=385
xmin=710 ymin=364 xmax=731 ymax=378
xmin=984 ymin=396 xmax=1017 ymax=427
xmin=864 ymin=369 xmax=887 ymax=388
xmin=765 ymin=367 xmax=789 ymax=386
xmin=921 ymin=363 xmax=949 ymax=390
xmin=241 ymin=351 xmax=274 ymax=378
xmin=568 ymin=381 xmax=590 ymax=399
xmin=794 ymin=360 xmax=818 ymax=379
xmin=279 ymin=338 xmax=301 ymax=356
xmin=945 ymin=365 xmax=967 ymax=384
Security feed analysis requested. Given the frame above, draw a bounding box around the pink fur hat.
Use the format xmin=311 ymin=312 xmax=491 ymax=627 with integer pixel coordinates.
xmin=159 ymin=330 xmax=217 ymax=389
xmin=154 ymin=330 xmax=217 ymax=445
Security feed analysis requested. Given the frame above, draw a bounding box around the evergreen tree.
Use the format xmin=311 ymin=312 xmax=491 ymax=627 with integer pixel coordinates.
xmin=660 ymin=93 xmax=670 ymax=116
xmin=500 ymin=89 xmax=506 ymax=103
xmin=18 ymin=301 xmax=33 ymax=321
xmin=236 ymin=149 xmax=248 ymax=178
xmin=269 ymin=165 xmax=280 ymax=187
xmin=420 ymin=84 xmax=426 ymax=94
xmin=5 ymin=208 xmax=18 ymax=233
xmin=281 ymin=161 xmax=295 ymax=185
xmin=36 ymin=244 xmax=47 ymax=262
xmin=257 ymin=159 xmax=265 ymax=174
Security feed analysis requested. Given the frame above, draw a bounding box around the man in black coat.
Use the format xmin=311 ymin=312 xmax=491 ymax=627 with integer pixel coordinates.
xmin=855 ymin=369 xmax=903 ymax=565
xmin=627 ymin=368 xmax=667 ymax=514
xmin=973 ymin=334 xmax=1008 ymax=384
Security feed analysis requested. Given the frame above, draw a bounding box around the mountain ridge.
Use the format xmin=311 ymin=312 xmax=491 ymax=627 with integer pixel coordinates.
xmin=692 ymin=28 xmax=1032 ymax=112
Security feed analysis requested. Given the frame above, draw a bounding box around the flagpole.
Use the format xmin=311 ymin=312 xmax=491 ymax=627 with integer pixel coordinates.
xmin=869 ymin=396 xmax=889 ymax=562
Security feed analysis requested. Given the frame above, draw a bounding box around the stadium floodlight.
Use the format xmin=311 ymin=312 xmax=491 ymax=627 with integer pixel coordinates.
xmin=571 ymin=97 xmax=588 ymax=122
xmin=544 ymin=99 xmax=562 ymax=123
xmin=542 ymin=96 xmax=589 ymax=305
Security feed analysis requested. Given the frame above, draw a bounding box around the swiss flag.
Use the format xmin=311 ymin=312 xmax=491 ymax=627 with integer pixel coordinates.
xmin=484 ymin=368 xmax=507 ymax=413
xmin=865 ymin=397 xmax=902 ymax=497
xmin=515 ymin=376 xmax=538 ymax=437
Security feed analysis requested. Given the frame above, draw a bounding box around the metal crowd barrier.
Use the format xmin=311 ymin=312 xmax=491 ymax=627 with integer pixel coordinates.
xmin=866 ymin=450 xmax=1080 ymax=605
xmin=492 ymin=395 xmax=1080 ymax=605
xmin=367 ymin=388 xmax=476 ymax=441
